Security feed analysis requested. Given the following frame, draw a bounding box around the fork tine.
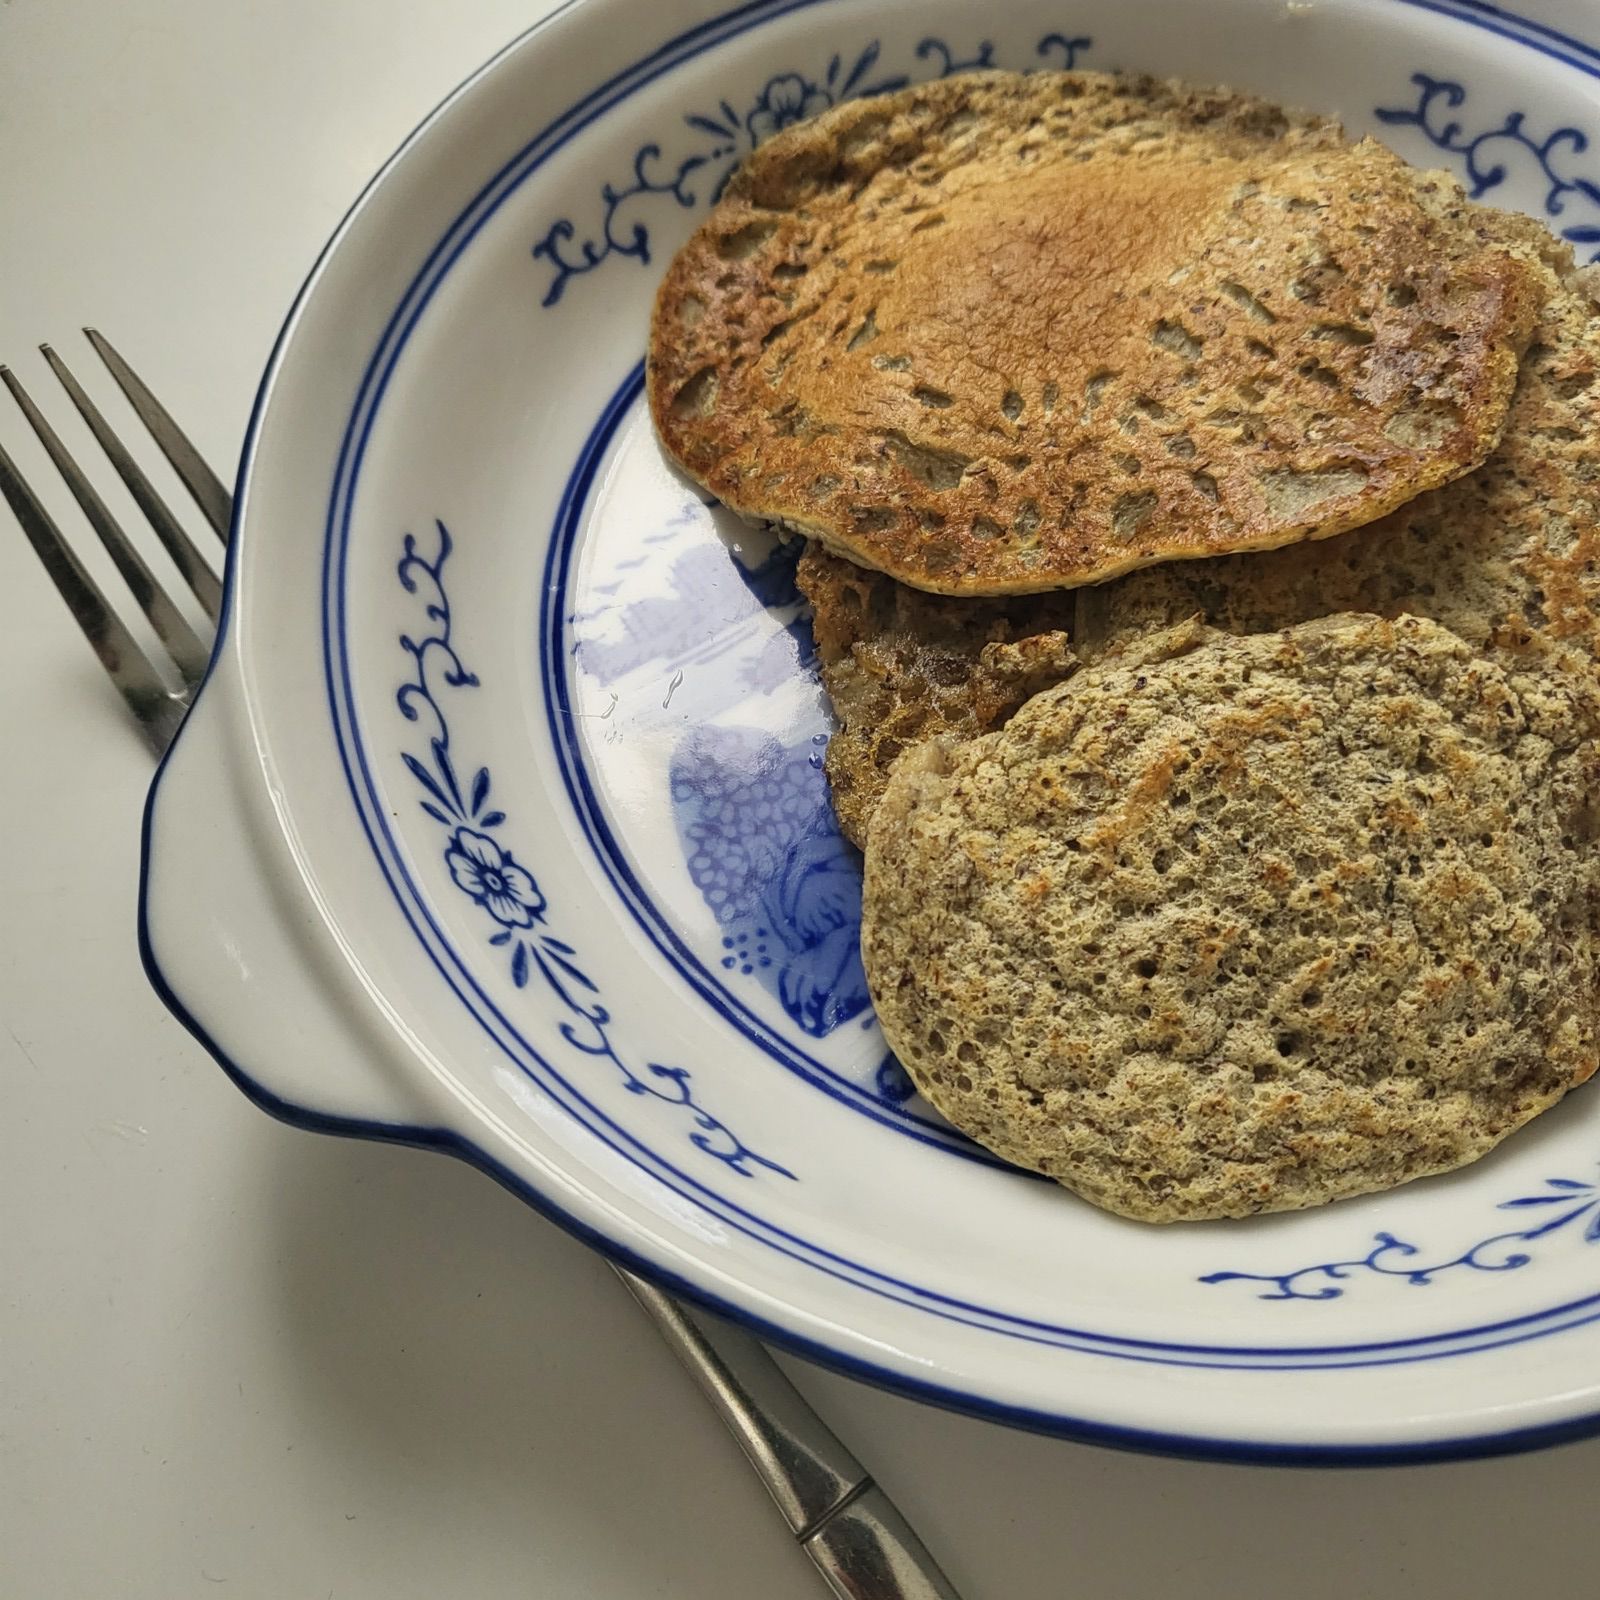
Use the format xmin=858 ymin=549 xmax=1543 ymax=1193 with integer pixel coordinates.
xmin=84 ymin=329 xmax=233 ymax=541
xmin=0 ymin=438 xmax=185 ymax=753
xmin=39 ymin=343 xmax=223 ymax=622
xmin=2 ymin=367 xmax=211 ymax=691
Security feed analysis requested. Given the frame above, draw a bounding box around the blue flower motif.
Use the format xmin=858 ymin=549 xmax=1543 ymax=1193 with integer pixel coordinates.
xmin=395 ymin=524 xmax=793 ymax=1182
xmin=765 ymin=831 xmax=858 ymax=944
xmin=446 ymin=827 xmax=546 ymax=929
xmin=747 ymin=73 xmax=832 ymax=145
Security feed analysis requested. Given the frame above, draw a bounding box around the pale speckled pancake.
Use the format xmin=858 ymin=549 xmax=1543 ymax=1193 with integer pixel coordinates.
xmin=862 ymin=615 xmax=1600 ymax=1222
xmin=650 ymin=70 xmax=1542 ymax=596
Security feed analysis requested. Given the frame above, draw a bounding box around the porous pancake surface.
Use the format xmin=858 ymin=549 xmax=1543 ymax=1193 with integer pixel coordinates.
xmin=862 ymin=615 xmax=1600 ymax=1221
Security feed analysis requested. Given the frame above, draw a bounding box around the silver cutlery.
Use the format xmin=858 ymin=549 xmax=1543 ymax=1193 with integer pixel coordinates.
xmin=1 ymin=331 xmax=965 ymax=1600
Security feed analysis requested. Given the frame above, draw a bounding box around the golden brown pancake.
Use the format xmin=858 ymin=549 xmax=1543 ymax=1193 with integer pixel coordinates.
xmin=650 ymin=70 xmax=1542 ymax=596
xmin=1085 ymin=229 xmax=1600 ymax=676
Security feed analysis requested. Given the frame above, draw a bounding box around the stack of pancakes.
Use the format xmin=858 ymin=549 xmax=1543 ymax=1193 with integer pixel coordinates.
xmin=648 ymin=71 xmax=1600 ymax=1221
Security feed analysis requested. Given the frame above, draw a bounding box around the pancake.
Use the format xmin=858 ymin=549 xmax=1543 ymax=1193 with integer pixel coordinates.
xmin=649 ymin=70 xmax=1542 ymax=596
xmin=796 ymin=541 xmax=1075 ymax=847
xmin=862 ymin=614 xmax=1600 ymax=1221
xmin=807 ymin=216 xmax=1591 ymax=844
xmin=1083 ymin=234 xmax=1600 ymax=673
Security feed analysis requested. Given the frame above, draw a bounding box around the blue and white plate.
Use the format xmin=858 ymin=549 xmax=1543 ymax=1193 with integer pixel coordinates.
xmin=140 ymin=0 xmax=1600 ymax=1460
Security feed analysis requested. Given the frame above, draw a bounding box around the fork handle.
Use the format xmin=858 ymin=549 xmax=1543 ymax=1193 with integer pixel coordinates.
xmin=619 ymin=1271 xmax=965 ymax=1599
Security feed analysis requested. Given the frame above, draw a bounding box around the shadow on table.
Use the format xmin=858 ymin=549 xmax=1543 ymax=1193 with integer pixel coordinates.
xmin=272 ymin=1128 xmax=1600 ymax=1600
xmin=271 ymin=1130 xmax=820 ymax=1599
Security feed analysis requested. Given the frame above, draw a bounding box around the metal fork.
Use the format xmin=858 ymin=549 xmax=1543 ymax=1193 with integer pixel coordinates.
xmin=1 ymin=333 xmax=963 ymax=1600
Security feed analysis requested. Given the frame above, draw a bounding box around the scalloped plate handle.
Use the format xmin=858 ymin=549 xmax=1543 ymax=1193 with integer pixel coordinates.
xmin=141 ymin=665 xmax=432 ymax=1135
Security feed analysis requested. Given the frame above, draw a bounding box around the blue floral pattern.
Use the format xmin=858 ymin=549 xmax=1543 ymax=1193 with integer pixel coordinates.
xmin=532 ymin=30 xmax=1093 ymax=305
xmin=1376 ymin=73 xmax=1600 ymax=260
xmin=1202 ymin=1170 xmax=1600 ymax=1302
xmin=671 ymin=725 xmax=871 ymax=1039
xmin=446 ymin=827 xmax=546 ymax=928
xmin=396 ymin=520 xmax=794 ymax=1181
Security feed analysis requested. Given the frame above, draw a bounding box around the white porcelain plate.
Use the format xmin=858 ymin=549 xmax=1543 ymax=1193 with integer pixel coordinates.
xmin=141 ymin=0 xmax=1600 ymax=1460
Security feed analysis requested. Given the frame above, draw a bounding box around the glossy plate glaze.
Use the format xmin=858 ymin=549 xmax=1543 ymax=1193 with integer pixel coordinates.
xmin=141 ymin=0 xmax=1600 ymax=1460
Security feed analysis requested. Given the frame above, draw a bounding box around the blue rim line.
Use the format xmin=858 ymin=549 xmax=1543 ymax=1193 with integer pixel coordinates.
xmin=137 ymin=0 xmax=1600 ymax=1460
xmin=1400 ymin=0 xmax=1600 ymax=74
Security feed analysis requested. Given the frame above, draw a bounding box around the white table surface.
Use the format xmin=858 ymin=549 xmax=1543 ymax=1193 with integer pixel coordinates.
xmin=3 ymin=2 xmax=1599 ymax=1595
